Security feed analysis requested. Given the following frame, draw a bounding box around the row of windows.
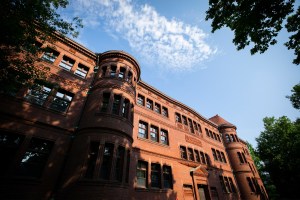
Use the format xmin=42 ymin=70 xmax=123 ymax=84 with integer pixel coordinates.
xmin=205 ymin=128 xmax=222 ymax=142
xmin=136 ymin=161 xmax=172 ymax=189
xmin=211 ymin=148 xmax=227 ymax=163
xmin=175 ymin=112 xmax=202 ymax=135
xmin=225 ymin=133 xmax=239 ymax=143
xmin=99 ymin=65 xmax=135 ymax=84
xmin=247 ymin=177 xmax=268 ymax=198
xmin=100 ymin=92 xmax=133 ymax=121
xmin=41 ymin=47 xmax=90 ymax=79
xmin=0 ymin=132 xmax=54 ymax=178
xmin=137 ymin=94 xmax=169 ymax=117
xmin=219 ymin=175 xmax=236 ymax=193
xmin=25 ymin=84 xmax=73 ymax=113
xmin=84 ymin=142 xmax=130 ymax=182
xmin=138 ymin=121 xmax=168 ymax=145
xmin=179 ymin=145 xmax=210 ymax=165
xmin=248 ymin=162 xmax=257 ymax=174
xmin=237 ymin=152 xmax=247 ymax=164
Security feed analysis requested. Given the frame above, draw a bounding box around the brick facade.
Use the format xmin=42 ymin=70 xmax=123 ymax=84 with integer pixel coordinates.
xmin=0 ymin=35 xmax=268 ymax=200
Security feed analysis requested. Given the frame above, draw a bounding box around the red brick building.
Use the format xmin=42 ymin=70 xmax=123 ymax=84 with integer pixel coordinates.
xmin=0 ymin=35 xmax=268 ymax=200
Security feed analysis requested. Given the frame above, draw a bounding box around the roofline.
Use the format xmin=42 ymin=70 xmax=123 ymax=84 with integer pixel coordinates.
xmin=138 ymin=80 xmax=218 ymax=128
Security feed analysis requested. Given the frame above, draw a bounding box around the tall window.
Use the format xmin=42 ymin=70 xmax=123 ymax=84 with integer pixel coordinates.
xmin=188 ymin=148 xmax=194 ymax=161
xmin=137 ymin=161 xmax=148 ymax=188
xmin=115 ymin=146 xmax=125 ymax=182
xmin=162 ymin=107 xmax=168 ymax=117
xmin=101 ymin=92 xmax=110 ymax=112
xmin=0 ymin=132 xmax=25 ymax=174
xmin=216 ymin=150 xmax=222 ymax=161
xmin=122 ymin=99 xmax=130 ymax=118
xmin=160 ymin=129 xmax=168 ymax=145
xmin=151 ymin=163 xmax=161 ymax=188
xmin=225 ymin=134 xmax=231 ymax=142
xmin=150 ymin=126 xmax=158 ymax=142
xmin=180 ymin=146 xmax=187 ymax=159
xmin=146 ymin=99 xmax=153 ymax=110
xmin=188 ymin=118 xmax=194 ymax=133
xmin=138 ymin=121 xmax=148 ymax=139
xmin=110 ymin=65 xmax=117 ymax=77
xmin=100 ymin=143 xmax=114 ymax=180
xmin=197 ymin=124 xmax=202 ymax=133
xmin=75 ymin=63 xmax=89 ymax=78
xmin=194 ymin=150 xmax=200 ymax=162
xmin=163 ymin=165 xmax=172 ymax=189
xmin=182 ymin=116 xmax=188 ymax=125
xmin=228 ymin=177 xmax=236 ymax=193
xmin=59 ymin=55 xmax=75 ymax=71
xmin=127 ymin=71 xmax=132 ymax=83
xmin=50 ymin=89 xmax=73 ymax=112
xmin=112 ymin=94 xmax=121 ymax=115
xmin=200 ymin=151 xmax=206 ymax=164
xmin=119 ymin=67 xmax=126 ymax=79
xmin=137 ymin=94 xmax=145 ymax=106
xmin=125 ymin=150 xmax=130 ymax=183
xmin=247 ymin=177 xmax=256 ymax=192
xmin=25 ymin=84 xmax=52 ymax=106
xmin=17 ymin=138 xmax=54 ymax=178
xmin=154 ymin=103 xmax=161 ymax=114
xmin=85 ymin=142 xmax=100 ymax=178
xmin=205 ymin=128 xmax=210 ymax=137
xmin=212 ymin=148 xmax=217 ymax=160
xmin=221 ymin=152 xmax=227 ymax=163
xmin=175 ymin=113 xmax=181 ymax=123
xmin=101 ymin=66 xmax=107 ymax=77
xmin=237 ymin=152 xmax=245 ymax=163
xmin=41 ymin=48 xmax=59 ymax=63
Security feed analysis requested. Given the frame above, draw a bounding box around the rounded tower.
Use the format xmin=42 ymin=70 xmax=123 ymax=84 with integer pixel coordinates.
xmin=59 ymin=51 xmax=140 ymax=200
xmin=210 ymin=115 xmax=260 ymax=200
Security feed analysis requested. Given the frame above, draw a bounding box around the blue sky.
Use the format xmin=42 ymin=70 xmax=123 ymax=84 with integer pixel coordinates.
xmin=61 ymin=0 xmax=299 ymax=146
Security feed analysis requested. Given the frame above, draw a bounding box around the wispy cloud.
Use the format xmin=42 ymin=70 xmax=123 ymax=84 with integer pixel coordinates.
xmin=71 ymin=0 xmax=216 ymax=71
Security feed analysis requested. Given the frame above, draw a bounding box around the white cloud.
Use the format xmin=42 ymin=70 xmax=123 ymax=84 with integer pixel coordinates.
xmin=71 ymin=0 xmax=216 ymax=71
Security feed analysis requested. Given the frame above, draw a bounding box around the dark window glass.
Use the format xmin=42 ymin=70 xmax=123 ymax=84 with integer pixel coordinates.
xmin=75 ymin=63 xmax=89 ymax=78
xmin=225 ymin=134 xmax=231 ymax=143
xmin=110 ymin=65 xmax=117 ymax=77
xmin=119 ymin=67 xmax=126 ymax=79
xmin=221 ymin=152 xmax=227 ymax=163
xmin=205 ymin=153 xmax=211 ymax=166
xmin=151 ymin=163 xmax=161 ymax=188
xmin=137 ymin=161 xmax=147 ymax=187
xmin=200 ymin=151 xmax=206 ymax=164
xmin=188 ymin=148 xmax=194 ymax=161
xmin=198 ymin=124 xmax=202 ymax=133
xmin=216 ymin=150 xmax=222 ymax=161
xmin=122 ymin=99 xmax=130 ymax=118
xmin=194 ymin=150 xmax=200 ymax=162
xmin=127 ymin=71 xmax=132 ymax=83
xmin=50 ymin=90 xmax=73 ymax=112
xmin=175 ymin=113 xmax=181 ymax=123
xmin=230 ymin=134 xmax=236 ymax=142
xmin=193 ymin=121 xmax=198 ymax=131
xmin=180 ymin=146 xmax=187 ymax=159
xmin=217 ymin=134 xmax=221 ymax=142
xmin=205 ymin=128 xmax=210 ymax=137
xmin=137 ymin=94 xmax=145 ymax=106
xmin=213 ymin=132 xmax=217 ymax=140
xmin=0 ymin=132 xmax=25 ymax=174
xmin=163 ymin=165 xmax=172 ymax=189
xmin=224 ymin=176 xmax=231 ymax=192
xmin=212 ymin=149 xmax=217 ymax=160
xmin=100 ymin=143 xmax=114 ymax=180
xmin=25 ymin=84 xmax=51 ymax=106
xmin=247 ymin=177 xmax=256 ymax=192
xmin=154 ymin=103 xmax=161 ymax=114
xmin=101 ymin=66 xmax=107 ymax=77
xmin=112 ymin=94 xmax=121 ymax=115
xmin=242 ymin=153 xmax=247 ymax=163
xmin=59 ymin=55 xmax=75 ymax=71
xmin=182 ymin=116 xmax=188 ymax=125
xmin=100 ymin=92 xmax=110 ymax=112
xmin=85 ymin=142 xmax=99 ymax=178
xmin=17 ymin=138 xmax=54 ymax=178
xmin=228 ymin=177 xmax=236 ymax=193
xmin=138 ymin=121 xmax=148 ymax=139
xmin=160 ymin=129 xmax=168 ymax=145
xmin=188 ymin=119 xmax=194 ymax=133
xmin=219 ymin=176 xmax=226 ymax=192
xmin=146 ymin=99 xmax=153 ymax=110
xmin=115 ymin=146 xmax=125 ymax=182
xmin=162 ymin=107 xmax=168 ymax=117
xmin=237 ymin=152 xmax=244 ymax=163
xmin=150 ymin=126 xmax=158 ymax=142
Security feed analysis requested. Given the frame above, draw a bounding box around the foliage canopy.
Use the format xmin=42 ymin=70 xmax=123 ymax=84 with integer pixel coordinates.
xmin=0 ymin=0 xmax=82 ymax=93
xmin=206 ymin=0 xmax=300 ymax=65
xmin=256 ymin=116 xmax=300 ymax=198
xmin=286 ymin=83 xmax=300 ymax=110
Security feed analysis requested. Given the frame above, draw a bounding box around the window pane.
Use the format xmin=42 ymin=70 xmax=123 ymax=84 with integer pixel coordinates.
xmin=50 ymin=90 xmax=73 ymax=112
xmin=150 ymin=126 xmax=158 ymax=142
xmin=163 ymin=165 xmax=172 ymax=189
xmin=138 ymin=121 xmax=148 ymax=139
xmin=100 ymin=143 xmax=114 ymax=180
xmin=17 ymin=138 xmax=54 ymax=178
xmin=137 ymin=161 xmax=147 ymax=187
xmin=151 ymin=163 xmax=161 ymax=188
xmin=85 ymin=142 xmax=99 ymax=178
xmin=25 ymin=85 xmax=51 ymax=106
xmin=160 ymin=129 xmax=168 ymax=145
xmin=112 ymin=95 xmax=121 ymax=115
xmin=75 ymin=63 xmax=89 ymax=78
xmin=59 ymin=56 xmax=74 ymax=71
xmin=115 ymin=146 xmax=125 ymax=182
xmin=101 ymin=93 xmax=110 ymax=112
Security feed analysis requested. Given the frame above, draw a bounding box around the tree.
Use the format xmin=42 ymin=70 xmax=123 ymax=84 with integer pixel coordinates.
xmin=286 ymin=83 xmax=300 ymax=110
xmin=256 ymin=116 xmax=300 ymax=199
xmin=0 ymin=0 xmax=82 ymax=94
xmin=206 ymin=0 xmax=300 ymax=65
